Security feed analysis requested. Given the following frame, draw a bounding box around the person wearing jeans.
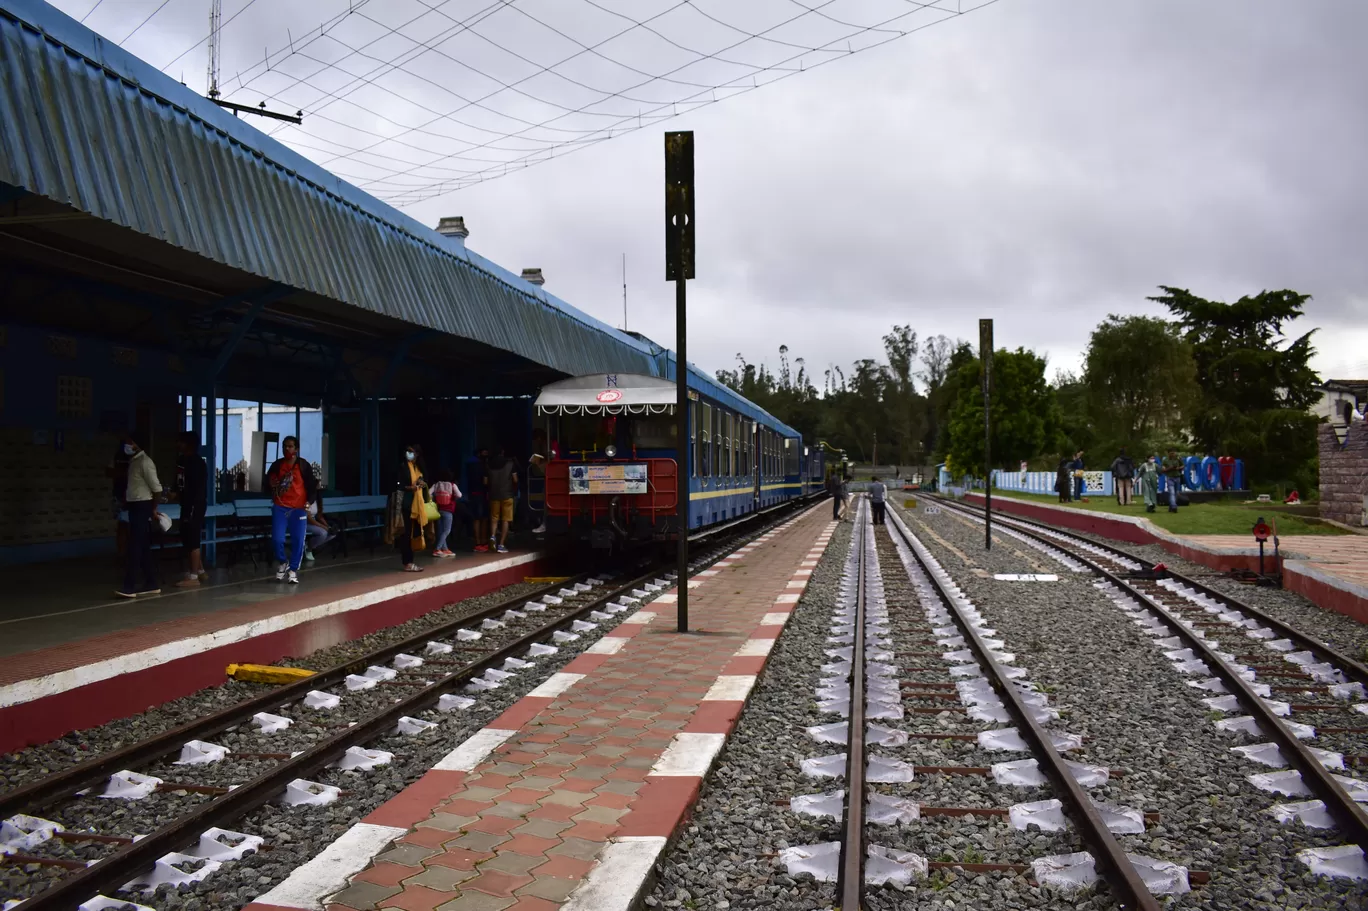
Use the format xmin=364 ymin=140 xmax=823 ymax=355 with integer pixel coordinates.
xmin=265 ymin=436 xmax=316 ymax=584
xmin=429 ymin=469 xmax=462 ymax=556
xmin=1110 ymin=448 xmax=1135 ymax=506
xmin=1161 ymin=449 xmax=1184 ymax=513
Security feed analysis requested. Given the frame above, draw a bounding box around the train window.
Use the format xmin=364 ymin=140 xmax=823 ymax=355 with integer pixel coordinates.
xmin=690 ymin=401 xmax=698 ymax=478
xmin=712 ymin=407 xmax=720 ymax=479
xmin=726 ymin=413 xmax=734 ymax=478
xmin=701 ymin=403 xmax=711 ymax=480
xmin=631 ymin=416 xmax=675 ymax=450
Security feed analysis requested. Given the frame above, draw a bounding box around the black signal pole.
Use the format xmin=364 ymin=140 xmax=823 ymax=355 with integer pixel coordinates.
xmin=666 ymin=131 xmax=695 ymax=632
xmin=980 ymin=318 xmax=993 ymax=551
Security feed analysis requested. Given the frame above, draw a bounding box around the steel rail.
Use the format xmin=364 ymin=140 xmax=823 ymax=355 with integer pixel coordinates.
xmin=928 ymin=497 xmax=1368 ymax=850
xmin=933 ymin=496 xmax=1368 ymax=686
xmin=884 ymin=506 xmax=1163 ymax=911
xmin=13 ymin=495 xmax=820 ymax=909
xmin=0 ymin=573 xmax=591 ymax=818
xmin=837 ymin=500 xmax=868 ymax=910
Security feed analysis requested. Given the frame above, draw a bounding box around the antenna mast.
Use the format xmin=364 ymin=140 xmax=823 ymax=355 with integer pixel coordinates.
xmin=206 ymin=0 xmax=221 ymax=99
xmin=621 ymin=253 xmax=628 ymax=330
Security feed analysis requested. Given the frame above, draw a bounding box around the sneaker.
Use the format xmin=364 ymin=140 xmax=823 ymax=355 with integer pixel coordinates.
xmin=136 ymin=588 xmax=162 ymax=596
xmin=114 ymin=589 xmax=137 ymax=599
xmin=304 ymin=550 xmax=315 ymax=562
xmin=496 ymin=545 xmax=508 ymax=553
xmin=531 ymin=524 xmax=546 ymax=534
xmin=474 ymin=545 xmax=489 ymax=553
xmin=275 ymin=562 xmax=288 ymax=581
xmin=176 ymin=576 xmax=201 ymax=588
xmin=287 ymin=571 xmax=299 ymax=585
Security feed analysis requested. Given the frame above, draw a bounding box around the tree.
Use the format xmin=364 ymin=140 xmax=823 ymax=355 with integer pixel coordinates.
xmin=1082 ymin=315 xmax=1198 ymax=454
xmin=945 ymin=347 xmax=1059 ymax=476
xmin=1051 ymin=368 xmax=1094 ymax=458
xmin=881 ymin=325 xmax=927 ymax=466
xmin=1149 ymin=286 xmax=1320 ymax=486
xmin=932 ymin=341 xmax=976 ymax=461
xmin=918 ymin=335 xmax=955 ymax=458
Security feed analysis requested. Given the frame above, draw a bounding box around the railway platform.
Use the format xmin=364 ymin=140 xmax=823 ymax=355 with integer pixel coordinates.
xmin=243 ymin=504 xmax=836 ymax=911
xmin=967 ymin=492 xmax=1368 ymax=624
xmin=0 ymin=549 xmax=547 ymax=754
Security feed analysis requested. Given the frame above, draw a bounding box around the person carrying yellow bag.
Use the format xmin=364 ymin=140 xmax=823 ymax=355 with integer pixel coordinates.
xmin=395 ymin=443 xmax=431 ymax=572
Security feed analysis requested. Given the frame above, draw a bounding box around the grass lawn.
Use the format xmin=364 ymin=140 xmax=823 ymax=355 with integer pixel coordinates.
xmin=986 ymin=490 xmax=1349 ymax=537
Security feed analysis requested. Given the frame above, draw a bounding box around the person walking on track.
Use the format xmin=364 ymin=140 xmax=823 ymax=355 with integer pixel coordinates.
xmin=869 ymin=476 xmax=887 ymax=525
xmin=1137 ymin=456 xmax=1160 ymax=513
xmin=1110 ymin=448 xmax=1135 ymax=506
xmin=115 ymin=433 xmax=165 ymax=598
xmin=485 ymin=447 xmax=518 ymax=554
xmin=266 ymin=435 xmax=316 ymax=585
xmin=395 ymin=443 xmax=430 ymax=571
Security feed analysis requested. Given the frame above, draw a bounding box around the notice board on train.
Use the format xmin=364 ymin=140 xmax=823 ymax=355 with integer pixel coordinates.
xmin=568 ymin=463 xmax=649 ymax=494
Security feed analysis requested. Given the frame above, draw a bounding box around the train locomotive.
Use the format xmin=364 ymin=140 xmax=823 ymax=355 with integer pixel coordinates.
xmin=533 ymin=365 xmax=827 ymax=552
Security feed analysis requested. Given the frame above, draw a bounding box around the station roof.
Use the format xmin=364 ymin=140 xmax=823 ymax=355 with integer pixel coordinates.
xmin=0 ymin=0 xmax=660 ymax=390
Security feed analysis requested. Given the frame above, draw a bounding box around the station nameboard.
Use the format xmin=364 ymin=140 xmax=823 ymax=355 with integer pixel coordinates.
xmin=569 ymin=463 xmax=649 ymax=494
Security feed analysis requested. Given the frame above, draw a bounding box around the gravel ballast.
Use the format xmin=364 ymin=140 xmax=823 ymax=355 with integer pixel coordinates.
xmin=648 ymin=500 xmax=1367 ymax=911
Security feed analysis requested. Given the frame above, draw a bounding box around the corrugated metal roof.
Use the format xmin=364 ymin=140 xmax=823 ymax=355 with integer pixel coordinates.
xmin=0 ymin=0 xmax=660 ymax=379
xmin=664 ymin=355 xmax=802 ymax=438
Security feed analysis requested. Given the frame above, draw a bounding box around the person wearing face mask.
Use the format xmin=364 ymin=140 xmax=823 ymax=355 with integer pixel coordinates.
xmin=1136 ymin=455 xmax=1160 ymax=514
xmin=265 ymin=436 xmax=316 ymax=584
xmin=115 ymin=434 xmax=165 ymax=598
xmin=396 ymin=443 xmax=430 ymax=572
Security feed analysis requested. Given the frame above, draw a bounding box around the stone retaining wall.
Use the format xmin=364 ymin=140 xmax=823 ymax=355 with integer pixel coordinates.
xmin=1319 ymin=422 xmax=1368 ymax=527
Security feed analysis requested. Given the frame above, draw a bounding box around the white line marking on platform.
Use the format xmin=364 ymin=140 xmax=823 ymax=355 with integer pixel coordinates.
xmin=433 ymin=727 xmax=518 ymax=772
xmin=785 ymin=580 xmax=806 ymax=589
xmin=792 ymin=569 xmax=813 ymax=577
xmin=650 ymin=593 xmax=678 ymax=604
xmin=650 ymin=732 xmax=727 ymax=776
xmin=253 ymin=822 xmax=405 ymax=909
xmin=760 ymin=612 xmax=791 ymax=626
xmin=623 ymin=612 xmax=657 ymax=624
xmin=735 ymin=639 xmax=776 ymax=657
xmin=776 ymin=593 xmax=801 ymax=603
xmin=687 ymin=580 xmax=702 ymax=589
xmin=696 ymin=569 xmax=720 ymax=577
xmin=0 ymin=553 xmax=541 ymax=709
xmin=560 ymin=836 xmax=668 ymax=911
xmin=800 ymin=561 xmax=818 ymax=568
xmin=587 ymin=637 xmax=630 ymax=655
xmin=703 ymin=675 xmax=757 ymax=701
xmin=528 ymin=673 xmax=585 ymax=699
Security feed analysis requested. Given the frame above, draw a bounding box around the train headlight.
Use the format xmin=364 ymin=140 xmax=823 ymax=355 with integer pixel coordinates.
xmin=604 ymin=444 xmax=617 ymax=459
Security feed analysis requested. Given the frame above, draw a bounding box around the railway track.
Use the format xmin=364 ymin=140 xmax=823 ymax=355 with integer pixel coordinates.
xmin=929 ymin=496 xmax=1368 ymax=875
xmin=0 ymin=496 xmax=820 ymax=910
xmin=779 ymin=499 xmax=1199 ymax=908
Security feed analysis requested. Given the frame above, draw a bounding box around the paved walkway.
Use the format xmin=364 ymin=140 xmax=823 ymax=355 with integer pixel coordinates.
xmin=247 ymin=504 xmax=835 ymax=911
xmin=1186 ymin=534 xmax=1368 ymax=587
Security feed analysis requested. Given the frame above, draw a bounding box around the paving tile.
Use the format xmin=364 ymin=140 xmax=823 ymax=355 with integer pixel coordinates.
xmin=427 ymin=847 xmax=494 ymax=872
xmin=510 ymin=817 xmax=573 ymax=839
xmin=329 ymin=881 xmax=401 ymax=911
xmin=376 ymin=883 xmax=456 ymax=911
xmin=417 ymin=813 xmax=479 ymax=833
xmin=376 ymin=843 xmax=440 ymax=867
xmin=573 ymin=804 xmax=627 ymax=825
xmin=403 ymin=865 xmax=477 ymax=892
xmin=503 ymin=898 xmax=562 ymax=911
xmin=434 ymin=894 xmax=514 ymax=911
xmin=481 ymin=801 xmax=537 ymax=820
xmin=515 ymin=776 xmax=562 ymax=792
xmin=478 ymin=851 xmax=546 ymax=877
xmin=559 ymin=820 xmax=619 ymax=842
xmin=465 ymin=870 xmax=535 ymax=898
xmin=356 ymin=862 xmax=423 ymax=888
xmin=499 ymin=833 xmax=561 ymax=857
xmin=538 ymin=790 xmax=590 ymax=807
xmin=451 ymin=786 xmax=507 ymax=804
xmin=516 ymin=875 xmax=580 ymax=902
xmin=548 ymin=836 xmax=605 ymax=861
xmin=530 ymin=854 xmax=596 ymax=879
xmin=448 ymin=830 xmax=511 ymax=853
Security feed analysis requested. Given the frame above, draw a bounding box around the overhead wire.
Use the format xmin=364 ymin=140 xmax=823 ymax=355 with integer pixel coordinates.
xmin=108 ymin=0 xmax=1003 ymax=202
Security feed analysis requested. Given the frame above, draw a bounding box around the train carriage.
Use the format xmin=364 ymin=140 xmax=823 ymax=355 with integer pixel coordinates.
xmin=534 ymin=369 xmax=812 ymax=552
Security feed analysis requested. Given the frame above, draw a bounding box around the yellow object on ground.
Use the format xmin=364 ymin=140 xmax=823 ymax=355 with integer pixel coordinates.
xmin=524 ymin=576 xmax=573 ymax=584
xmin=904 ymin=498 xmax=917 ymax=509
xmin=226 ymin=663 xmax=316 ymax=684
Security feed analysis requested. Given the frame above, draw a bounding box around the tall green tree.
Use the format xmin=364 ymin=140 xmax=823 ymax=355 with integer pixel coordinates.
xmin=945 ymin=347 xmax=1059 ymax=476
xmin=1051 ymin=368 xmax=1094 ymax=459
xmin=1082 ymin=315 xmax=1198 ymax=454
xmin=881 ymin=325 xmax=927 ymax=466
xmin=931 ymin=341 xmax=977 ymax=461
xmin=1149 ymin=286 xmax=1320 ymax=485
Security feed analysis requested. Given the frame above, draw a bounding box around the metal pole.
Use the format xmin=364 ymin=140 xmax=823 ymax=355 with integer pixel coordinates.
xmin=980 ymin=319 xmax=993 ymax=551
xmin=675 ymin=305 xmax=689 ymax=634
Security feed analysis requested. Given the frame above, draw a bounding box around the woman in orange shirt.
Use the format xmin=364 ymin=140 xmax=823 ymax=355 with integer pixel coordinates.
xmin=266 ymin=436 xmax=317 ymax=584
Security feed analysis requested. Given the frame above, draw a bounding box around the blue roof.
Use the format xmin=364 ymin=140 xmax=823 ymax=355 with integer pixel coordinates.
xmin=659 ymin=353 xmax=802 ymax=439
xmin=0 ymin=0 xmax=660 ymax=378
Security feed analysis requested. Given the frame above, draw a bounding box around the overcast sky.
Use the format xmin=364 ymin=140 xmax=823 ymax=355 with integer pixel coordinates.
xmin=60 ymin=0 xmax=1368 ymax=387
